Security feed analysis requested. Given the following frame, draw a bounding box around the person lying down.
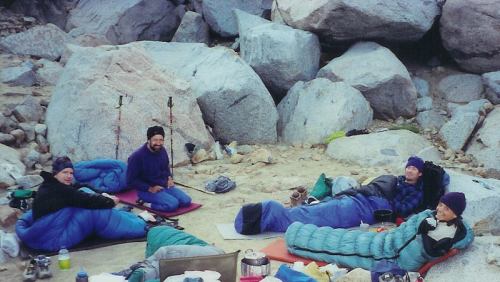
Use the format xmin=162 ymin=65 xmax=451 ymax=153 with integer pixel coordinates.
xmin=285 ymin=192 xmax=474 ymax=272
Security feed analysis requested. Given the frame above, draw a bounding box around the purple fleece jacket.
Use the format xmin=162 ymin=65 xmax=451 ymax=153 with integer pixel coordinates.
xmin=126 ymin=143 xmax=171 ymax=191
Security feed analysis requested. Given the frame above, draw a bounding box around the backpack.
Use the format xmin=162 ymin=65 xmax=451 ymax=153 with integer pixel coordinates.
xmin=420 ymin=161 xmax=447 ymax=211
xmin=8 ymin=189 xmax=36 ymax=211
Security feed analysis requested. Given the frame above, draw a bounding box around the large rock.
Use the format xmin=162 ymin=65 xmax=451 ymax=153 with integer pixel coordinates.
xmin=11 ymin=0 xmax=80 ymax=29
xmin=446 ymin=170 xmax=500 ymax=226
xmin=202 ymin=0 xmax=272 ymax=37
xmin=438 ymin=74 xmax=484 ymax=103
xmin=0 ymin=24 xmax=70 ymax=60
xmin=237 ymin=10 xmax=320 ymax=100
xmin=0 ymin=144 xmax=26 ymax=189
xmin=467 ymin=107 xmax=500 ymax=178
xmin=317 ymin=42 xmax=417 ymax=120
xmin=417 ymin=97 xmax=433 ymax=112
xmin=413 ymin=77 xmax=430 ymax=98
xmin=326 ymin=130 xmax=440 ymax=170
xmin=272 ymin=0 xmax=440 ymax=43
xmin=66 ymin=0 xmax=178 ymax=44
xmin=0 ymin=64 xmax=36 ymax=87
xmin=0 ymin=133 xmax=15 ymax=145
xmin=440 ymin=0 xmax=500 ymax=73
xmin=426 ymin=236 xmax=500 ymax=282
xmin=277 ymin=79 xmax=372 ymax=145
xmin=172 ymin=11 xmax=210 ymax=44
xmin=133 ymin=41 xmax=278 ymax=144
xmin=35 ymin=59 xmax=64 ymax=85
xmin=439 ymin=112 xmax=479 ymax=151
xmin=45 ymin=44 xmax=212 ymax=165
xmin=416 ymin=110 xmax=447 ymax=130
xmin=482 ymin=71 xmax=500 ymax=105
xmin=448 ymin=99 xmax=491 ymax=117
xmin=12 ymin=96 xmax=44 ymax=123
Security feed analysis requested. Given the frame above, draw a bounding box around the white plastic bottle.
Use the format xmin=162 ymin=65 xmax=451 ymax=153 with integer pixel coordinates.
xmin=58 ymin=247 xmax=71 ymax=270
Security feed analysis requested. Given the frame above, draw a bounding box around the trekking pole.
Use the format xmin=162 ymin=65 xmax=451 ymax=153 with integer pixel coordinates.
xmin=115 ymin=95 xmax=123 ymax=160
xmin=167 ymin=96 xmax=174 ymax=177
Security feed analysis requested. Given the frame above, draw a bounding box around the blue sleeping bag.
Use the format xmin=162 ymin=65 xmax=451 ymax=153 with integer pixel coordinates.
xmin=16 ymin=208 xmax=146 ymax=251
xmin=234 ymin=176 xmax=397 ymax=234
xmin=285 ymin=210 xmax=474 ymax=271
xmin=73 ymin=159 xmax=128 ymax=193
xmin=235 ymin=195 xmax=392 ymax=234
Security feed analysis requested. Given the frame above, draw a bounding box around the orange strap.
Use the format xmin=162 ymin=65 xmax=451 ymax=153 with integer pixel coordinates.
xmin=418 ymin=249 xmax=459 ymax=277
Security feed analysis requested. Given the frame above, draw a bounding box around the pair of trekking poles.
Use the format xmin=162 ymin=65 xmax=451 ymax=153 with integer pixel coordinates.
xmin=114 ymin=95 xmax=175 ymax=177
xmin=115 ymin=96 xmax=213 ymax=195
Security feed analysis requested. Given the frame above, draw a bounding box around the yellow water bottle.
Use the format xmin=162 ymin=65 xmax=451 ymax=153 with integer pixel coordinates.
xmin=58 ymin=247 xmax=71 ymax=270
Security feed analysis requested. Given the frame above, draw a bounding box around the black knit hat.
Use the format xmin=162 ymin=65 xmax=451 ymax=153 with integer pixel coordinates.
xmin=406 ymin=156 xmax=424 ymax=172
xmin=52 ymin=156 xmax=73 ymax=175
xmin=440 ymin=192 xmax=466 ymax=217
xmin=147 ymin=126 xmax=165 ymax=140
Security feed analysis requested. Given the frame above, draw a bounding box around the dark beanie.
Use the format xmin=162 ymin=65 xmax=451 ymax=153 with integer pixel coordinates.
xmin=440 ymin=192 xmax=466 ymax=217
xmin=52 ymin=156 xmax=74 ymax=175
xmin=147 ymin=126 xmax=165 ymax=140
xmin=406 ymin=156 xmax=424 ymax=172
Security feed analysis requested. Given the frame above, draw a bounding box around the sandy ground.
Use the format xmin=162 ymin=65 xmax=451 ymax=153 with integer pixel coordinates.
xmin=1 ymin=144 xmax=400 ymax=281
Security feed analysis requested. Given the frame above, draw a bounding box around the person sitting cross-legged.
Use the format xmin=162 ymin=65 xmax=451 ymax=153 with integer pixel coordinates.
xmin=127 ymin=126 xmax=191 ymax=212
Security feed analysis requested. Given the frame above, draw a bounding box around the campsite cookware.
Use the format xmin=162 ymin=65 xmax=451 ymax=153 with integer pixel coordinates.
xmin=374 ymin=209 xmax=394 ymax=223
xmin=241 ymin=249 xmax=271 ymax=277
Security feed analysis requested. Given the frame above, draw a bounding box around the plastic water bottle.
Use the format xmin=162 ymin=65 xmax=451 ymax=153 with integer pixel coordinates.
xmin=379 ymin=272 xmax=395 ymax=282
xmin=359 ymin=221 xmax=369 ymax=232
xmin=75 ymin=268 xmax=89 ymax=282
xmin=58 ymin=247 xmax=71 ymax=270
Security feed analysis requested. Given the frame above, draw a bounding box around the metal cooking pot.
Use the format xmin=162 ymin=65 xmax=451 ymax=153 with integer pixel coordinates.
xmin=240 ymin=249 xmax=271 ymax=277
xmin=374 ymin=209 xmax=394 ymax=223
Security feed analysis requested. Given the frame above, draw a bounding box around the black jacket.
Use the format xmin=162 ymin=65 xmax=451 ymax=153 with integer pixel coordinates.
xmin=418 ymin=212 xmax=467 ymax=257
xmin=32 ymin=171 xmax=116 ymax=220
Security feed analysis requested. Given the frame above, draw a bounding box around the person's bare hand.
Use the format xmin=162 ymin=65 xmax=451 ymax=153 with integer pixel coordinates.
xmin=148 ymin=185 xmax=163 ymax=193
xmin=167 ymin=177 xmax=174 ymax=188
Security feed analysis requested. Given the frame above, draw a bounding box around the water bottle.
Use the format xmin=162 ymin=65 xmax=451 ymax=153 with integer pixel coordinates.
xmin=379 ymin=272 xmax=395 ymax=282
xmin=58 ymin=247 xmax=71 ymax=270
xmin=75 ymin=268 xmax=89 ymax=282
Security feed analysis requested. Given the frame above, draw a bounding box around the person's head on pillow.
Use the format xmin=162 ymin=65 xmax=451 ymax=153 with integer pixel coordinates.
xmin=437 ymin=192 xmax=466 ymax=221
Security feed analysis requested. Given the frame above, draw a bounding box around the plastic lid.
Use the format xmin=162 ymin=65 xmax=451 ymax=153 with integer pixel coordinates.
xmin=77 ymin=271 xmax=88 ymax=277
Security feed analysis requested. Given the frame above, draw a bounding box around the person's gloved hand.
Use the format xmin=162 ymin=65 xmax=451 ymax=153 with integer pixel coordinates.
xmin=418 ymin=216 xmax=438 ymax=234
xmin=425 ymin=217 xmax=437 ymax=228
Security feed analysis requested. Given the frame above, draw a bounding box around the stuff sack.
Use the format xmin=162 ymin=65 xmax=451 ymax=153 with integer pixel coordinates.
xmin=421 ymin=161 xmax=448 ymax=211
xmin=370 ymin=260 xmax=409 ymax=282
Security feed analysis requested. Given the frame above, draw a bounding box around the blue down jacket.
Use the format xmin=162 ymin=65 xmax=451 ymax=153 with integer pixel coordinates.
xmin=234 ymin=176 xmax=396 ymax=234
xmin=73 ymin=159 xmax=128 ymax=193
xmin=16 ymin=208 xmax=146 ymax=251
xmin=285 ymin=210 xmax=474 ymax=271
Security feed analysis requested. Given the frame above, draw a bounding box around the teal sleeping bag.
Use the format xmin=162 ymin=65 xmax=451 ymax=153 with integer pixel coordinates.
xmin=285 ymin=210 xmax=474 ymax=271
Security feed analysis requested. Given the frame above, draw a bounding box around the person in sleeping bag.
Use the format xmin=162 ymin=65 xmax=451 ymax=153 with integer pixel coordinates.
xmin=127 ymin=126 xmax=191 ymax=212
xmin=17 ymin=156 xmax=147 ymax=252
xmin=32 ymin=156 xmax=120 ymax=220
xmin=285 ymin=192 xmax=472 ymax=271
xmin=235 ymin=156 xmax=429 ymax=235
